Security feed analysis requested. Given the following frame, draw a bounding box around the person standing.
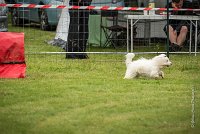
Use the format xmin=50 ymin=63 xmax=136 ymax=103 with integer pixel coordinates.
xmin=66 ymin=0 xmax=92 ymax=59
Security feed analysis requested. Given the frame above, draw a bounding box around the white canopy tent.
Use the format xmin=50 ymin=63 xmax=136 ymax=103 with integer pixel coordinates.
xmin=54 ymin=0 xmax=70 ymax=42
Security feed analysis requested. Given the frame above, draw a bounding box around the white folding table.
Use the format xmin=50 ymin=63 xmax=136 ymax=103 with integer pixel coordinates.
xmin=125 ymin=15 xmax=200 ymax=55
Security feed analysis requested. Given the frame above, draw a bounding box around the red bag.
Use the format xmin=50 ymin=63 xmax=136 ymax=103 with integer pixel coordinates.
xmin=0 ymin=32 xmax=26 ymax=78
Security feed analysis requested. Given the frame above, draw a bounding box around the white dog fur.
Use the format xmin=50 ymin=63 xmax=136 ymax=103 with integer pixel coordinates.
xmin=124 ymin=53 xmax=172 ymax=79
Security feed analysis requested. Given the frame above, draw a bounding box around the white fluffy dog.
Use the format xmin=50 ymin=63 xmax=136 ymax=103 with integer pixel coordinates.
xmin=124 ymin=53 xmax=172 ymax=79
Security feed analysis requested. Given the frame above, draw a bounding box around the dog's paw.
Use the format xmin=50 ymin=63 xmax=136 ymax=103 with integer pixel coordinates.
xmin=124 ymin=76 xmax=132 ymax=79
xmin=159 ymin=71 xmax=164 ymax=78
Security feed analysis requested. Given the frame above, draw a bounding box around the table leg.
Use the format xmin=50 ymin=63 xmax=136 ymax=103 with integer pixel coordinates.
xmin=127 ymin=19 xmax=129 ymax=52
xmin=195 ymin=20 xmax=198 ymax=56
xmin=131 ymin=19 xmax=133 ymax=52
xmin=189 ymin=21 xmax=192 ymax=54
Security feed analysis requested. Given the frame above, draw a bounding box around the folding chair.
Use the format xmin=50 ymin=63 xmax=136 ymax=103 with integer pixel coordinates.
xmin=100 ymin=10 xmax=127 ymax=48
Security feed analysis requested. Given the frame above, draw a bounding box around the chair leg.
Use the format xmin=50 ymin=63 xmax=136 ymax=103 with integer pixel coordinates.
xmin=102 ymin=28 xmax=110 ymax=47
xmin=103 ymin=32 xmax=117 ymax=48
xmin=103 ymin=29 xmax=119 ymax=48
xmin=103 ymin=34 xmax=112 ymax=48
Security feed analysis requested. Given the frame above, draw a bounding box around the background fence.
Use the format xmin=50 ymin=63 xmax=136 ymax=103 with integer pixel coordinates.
xmin=1 ymin=2 xmax=200 ymax=133
xmin=1 ymin=0 xmax=200 ymax=57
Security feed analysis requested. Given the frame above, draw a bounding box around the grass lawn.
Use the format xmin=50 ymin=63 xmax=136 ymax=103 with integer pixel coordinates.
xmin=0 ymin=24 xmax=200 ymax=134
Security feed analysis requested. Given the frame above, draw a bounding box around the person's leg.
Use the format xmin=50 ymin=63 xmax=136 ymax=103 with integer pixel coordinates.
xmin=80 ymin=10 xmax=90 ymax=50
xmin=78 ymin=10 xmax=89 ymax=59
xmin=177 ymin=26 xmax=188 ymax=46
xmin=67 ymin=10 xmax=79 ymax=45
xmin=169 ymin=25 xmax=178 ymax=44
xmin=66 ymin=10 xmax=80 ymax=58
xmin=166 ymin=24 xmax=183 ymax=51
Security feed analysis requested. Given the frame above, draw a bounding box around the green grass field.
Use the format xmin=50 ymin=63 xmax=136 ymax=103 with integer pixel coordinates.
xmin=0 ymin=24 xmax=200 ymax=134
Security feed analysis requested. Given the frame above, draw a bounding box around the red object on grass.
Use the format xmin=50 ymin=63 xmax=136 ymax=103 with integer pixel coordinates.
xmin=0 ymin=32 xmax=26 ymax=78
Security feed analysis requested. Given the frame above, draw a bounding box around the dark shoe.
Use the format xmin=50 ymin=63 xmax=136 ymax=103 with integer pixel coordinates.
xmin=66 ymin=54 xmax=78 ymax=59
xmin=171 ymin=43 xmax=182 ymax=52
xmin=77 ymin=54 xmax=89 ymax=59
xmin=169 ymin=45 xmax=175 ymax=52
xmin=66 ymin=40 xmax=88 ymax=59
xmin=66 ymin=53 xmax=88 ymax=59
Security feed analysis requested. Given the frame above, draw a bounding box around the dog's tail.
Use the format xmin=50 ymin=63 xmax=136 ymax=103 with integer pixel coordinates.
xmin=125 ymin=53 xmax=135 ymax=66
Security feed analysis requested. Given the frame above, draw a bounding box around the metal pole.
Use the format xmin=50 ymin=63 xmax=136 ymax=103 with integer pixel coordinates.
xmin=131 ymin=19 xmax=133 ymax=52
xmin=127 ymin=19 xmax=129 ymax=52
xmin=195 ymin=21 xmax=198 ymax=56
xmin=167 ymin=0 xmax=170 ymax=57
xmin=189 ymin=21 xmax=192 ymax=54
